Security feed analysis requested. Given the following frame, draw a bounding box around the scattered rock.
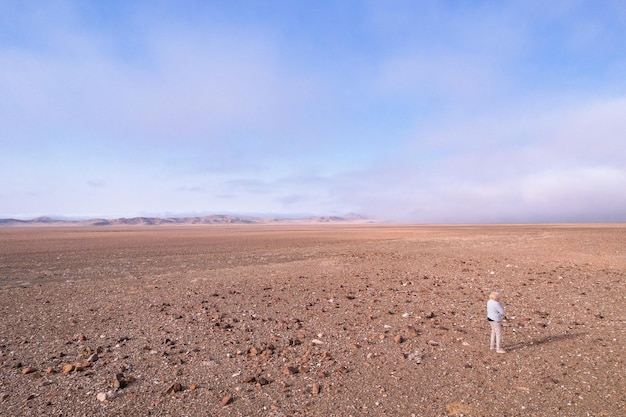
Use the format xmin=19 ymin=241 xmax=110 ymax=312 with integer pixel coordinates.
xmin=74 ymin=362 xmax=91 ymax=372
xmin=541 ymin=376 xmax=558 ymax=384
xmin=21 ymin=367 xmax=37 ymax=375
xmin=283 ymin=366 xmax=299 ymax=375
xmin=405 ymin=350 xmax=424 ymax=364
xmin=1 ymin=224 xmax=622 ymax=416
xmin=164 ymin=383 xmax=182 ymax=395
xmin=407 ymin=325 xmax=420 ymax=337
xmin=96 ymin=390 xmax=117 ymax=402
xmin=256 ymin=376 xmax=270 ymax=386
xmin=113 ymin=373 xmax=127 ymax=389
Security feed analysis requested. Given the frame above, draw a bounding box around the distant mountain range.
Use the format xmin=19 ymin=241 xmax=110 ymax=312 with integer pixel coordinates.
xmin=0 ymin=213 xmax=372 ymax=227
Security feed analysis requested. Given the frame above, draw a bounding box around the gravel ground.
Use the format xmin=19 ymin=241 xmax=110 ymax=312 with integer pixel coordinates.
xmin=0 ymin=224 xmax=624 ymax=416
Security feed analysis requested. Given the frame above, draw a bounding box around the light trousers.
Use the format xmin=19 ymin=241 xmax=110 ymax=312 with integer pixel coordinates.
xmin=489 ymin=320 xmax=503 ymax=349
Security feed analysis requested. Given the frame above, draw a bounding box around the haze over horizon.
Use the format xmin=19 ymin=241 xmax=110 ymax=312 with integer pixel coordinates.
xmin=2 ymin=1 xmax=625 ymax=224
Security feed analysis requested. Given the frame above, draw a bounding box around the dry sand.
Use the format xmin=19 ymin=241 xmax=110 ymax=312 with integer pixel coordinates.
xmin=0 ymin=224 xmax=624 ymax=416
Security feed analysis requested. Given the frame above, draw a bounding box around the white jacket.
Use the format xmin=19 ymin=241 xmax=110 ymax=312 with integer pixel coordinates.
xmin=487 ymin=299 xmax=505 ymax=322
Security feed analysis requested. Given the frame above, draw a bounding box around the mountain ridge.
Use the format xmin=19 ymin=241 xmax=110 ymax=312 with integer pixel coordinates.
xmin=0 ymin=213 xmax=373 ymax=227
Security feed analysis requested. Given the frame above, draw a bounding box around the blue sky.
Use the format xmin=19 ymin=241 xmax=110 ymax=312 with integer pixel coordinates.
xmin=1 ymin=0 xmax=625 ymax=223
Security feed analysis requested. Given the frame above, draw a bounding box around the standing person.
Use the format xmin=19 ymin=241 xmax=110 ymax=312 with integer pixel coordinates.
xmin=487 ymin=292 xmax=506 ymax=353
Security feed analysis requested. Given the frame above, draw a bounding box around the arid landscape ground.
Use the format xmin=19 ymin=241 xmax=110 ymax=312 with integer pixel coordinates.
xmin=0 ymin=224 xmax=624 ymax=416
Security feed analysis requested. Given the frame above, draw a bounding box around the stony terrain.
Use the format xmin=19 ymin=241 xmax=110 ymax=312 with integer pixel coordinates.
xmin=0 ymin=224 xmax=624 ymax=416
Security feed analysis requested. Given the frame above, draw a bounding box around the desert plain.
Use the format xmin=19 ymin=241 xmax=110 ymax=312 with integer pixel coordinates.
xmin=0 ymin=224 xmax=624 ymax=416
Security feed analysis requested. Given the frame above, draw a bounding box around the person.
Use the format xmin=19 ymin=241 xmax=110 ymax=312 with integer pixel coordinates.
xmin=487 ymin=292 xmax=506 ymax=353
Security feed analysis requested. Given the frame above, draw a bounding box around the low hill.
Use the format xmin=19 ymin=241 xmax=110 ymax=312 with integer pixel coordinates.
xmin=0 ymin=214 xmax=373 ymax=227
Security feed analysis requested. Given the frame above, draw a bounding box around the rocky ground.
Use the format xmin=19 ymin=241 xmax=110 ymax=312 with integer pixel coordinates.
xmin=0 ymin=224 xmax=624 ymax=416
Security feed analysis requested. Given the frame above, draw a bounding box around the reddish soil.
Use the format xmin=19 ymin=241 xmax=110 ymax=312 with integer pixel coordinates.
xmin=0 ymin=224 xmax=624 ymax=416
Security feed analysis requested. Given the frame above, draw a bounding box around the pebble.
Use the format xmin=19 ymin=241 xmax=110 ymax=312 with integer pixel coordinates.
xmin=74 ymin=362 xmax=91 ymax=372
xmin=542 ymin=376 xmax=558 ymax=384
xmin=242 ymin=375 xmax=256 ymax=383
xmin=21 ymin=367 xmax=37 ymax=375
xmin=96 ymin=390 xmax=117 ymax=402
xmin=405 ymin=350 xmax=424 ymax=364
xmin=283 ymin=366 xmax=299 ymax=375
xmin=221 ymin=394 xmax=234 ymax=406
xmin=62 ymin=364 xmax=75 ymax=374
xmin=164 ymin=383 xmax=182 ymax=395
xmin=113 ymin=373 xmax=127 ymax=389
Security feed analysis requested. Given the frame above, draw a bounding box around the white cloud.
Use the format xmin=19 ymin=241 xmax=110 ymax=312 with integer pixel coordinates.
xmin=331 ymin=94 xmax=626 ymax=223
xmin=0 ymin=15 xmax=316 ymax=149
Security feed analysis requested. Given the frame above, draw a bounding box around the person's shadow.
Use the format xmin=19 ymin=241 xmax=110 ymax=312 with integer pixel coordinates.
xmin=506 ymin=332 xmax=587 ymax=351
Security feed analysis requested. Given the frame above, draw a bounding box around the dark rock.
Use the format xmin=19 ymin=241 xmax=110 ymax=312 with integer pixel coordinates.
xmin=283 ymin=366 xmax=299 ymax=375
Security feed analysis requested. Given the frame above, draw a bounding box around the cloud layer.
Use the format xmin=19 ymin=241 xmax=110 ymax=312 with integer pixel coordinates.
xmin=1 ymin=1 xmax=625 ymax=223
